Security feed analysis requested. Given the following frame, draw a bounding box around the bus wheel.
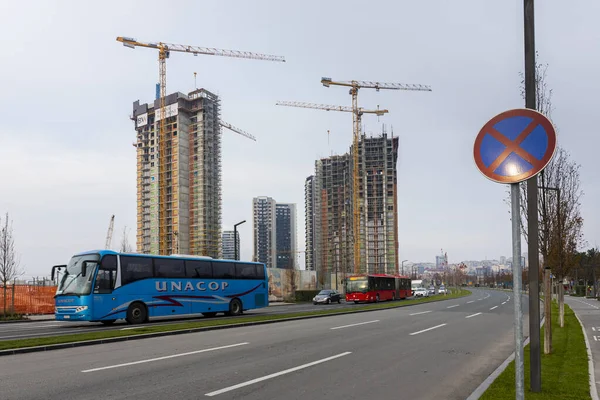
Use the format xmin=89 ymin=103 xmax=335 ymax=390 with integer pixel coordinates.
xmin=126 ymin=302 xmax=147 ymax=324
xmin=100 ymin=319 xmax=116 ymax=325
xmin=226 ymin=298 xmax=243 ymax=316
xmin=202 ymin=312 xmax=217 ymax=318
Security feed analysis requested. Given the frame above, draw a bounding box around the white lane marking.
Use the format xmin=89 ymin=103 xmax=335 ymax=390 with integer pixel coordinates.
xmin=502 ymin=302 xmax=507 ymax=305
xmin=594 ymin=336 xmax=598 ymax=342
xmin=409 ymin=323 xmax=447 ymax=336
xmin=82 ymin=343 xmax=249 ymax=373
xmin=593 ymin=327 xmax=596 ymax=332
xmin=490 ymin=306 xmax=498 ymax=310
xmin=477 ymin=298 xmax=484 ymax=301
xmin=409 ymin=311 xmax=432 ymax=316
xmin=467 ymin=301 xmax=475 ymax=304
xmin=330 ymin=320 xmax=379 ymax=330
xmin=204 ymin=352 xmax=352 ymax=396
xmin=447 ymin=305 xmax=459 ymax=309
xmin=466 ymin=312 xmax=483 ymax=319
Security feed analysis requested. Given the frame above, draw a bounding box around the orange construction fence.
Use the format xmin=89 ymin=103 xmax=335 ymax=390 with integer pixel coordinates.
xmin=0 ymin=285 xmax=57 ymax=315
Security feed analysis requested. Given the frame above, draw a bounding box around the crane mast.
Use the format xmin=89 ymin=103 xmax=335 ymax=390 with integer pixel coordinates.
xmin=320 ymin=77 xmax=432 ymax=274
xmin=105 ymin=215 xmax=115 ymax=250
xmin=117 ymin=36 xmax=284 ymax=255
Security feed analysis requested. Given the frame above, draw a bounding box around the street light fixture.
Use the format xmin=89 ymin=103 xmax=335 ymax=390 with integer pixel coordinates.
xmin=401 ymin=259 xmax=408 ymax=276
xmin=233 ymin=220 xmax=246 ymax=260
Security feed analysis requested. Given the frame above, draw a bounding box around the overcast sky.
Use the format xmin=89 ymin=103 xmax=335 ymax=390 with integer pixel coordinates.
xmin=1 ymin=0 xmax=598 ymax=278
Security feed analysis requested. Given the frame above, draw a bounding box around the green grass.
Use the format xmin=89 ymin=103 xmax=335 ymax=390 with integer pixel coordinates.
xmin=0 ymin=314 xmax=26 ymax=321
xmin=0 ymin=289 xmax=470 ymax=351
xmin=481 ymin=301 xmax=590 ymax=400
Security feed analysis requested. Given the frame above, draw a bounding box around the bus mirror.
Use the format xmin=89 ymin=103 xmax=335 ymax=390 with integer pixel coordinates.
xmin=51 ymin=265 xmax=66 ymax=281
xmin=82 ymin=261 xmax=96 ymax=277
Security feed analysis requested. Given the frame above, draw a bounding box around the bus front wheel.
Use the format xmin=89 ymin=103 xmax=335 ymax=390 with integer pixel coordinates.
xmin=226 ymin=298 xmax=243 ymax=316
xmin=126 ymin=302 xmax=147 ymax=324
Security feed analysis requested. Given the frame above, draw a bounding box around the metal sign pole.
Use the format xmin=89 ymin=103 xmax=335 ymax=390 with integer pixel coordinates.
xmin=511 ymin=183 xmax=525 ymax=400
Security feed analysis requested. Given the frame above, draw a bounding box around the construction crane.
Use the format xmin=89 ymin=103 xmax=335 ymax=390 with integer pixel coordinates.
xmin=105 ymin=215 xmax=115 ymax=250
xmin=276 ymin=100 xmax=390 ymax=274
xmin=220 ymin=120 xmax=256 ymax=141
xmin=117 ymin=36 xmax=284 ymax=255
xmin=320 ymin=78 xmax=431 ymax=274
xmin=275 ymin=101 xmax=388 ymax=127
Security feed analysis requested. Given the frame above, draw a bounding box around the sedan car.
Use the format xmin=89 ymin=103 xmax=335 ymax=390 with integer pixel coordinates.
xmin=427 ymin=286 xmax=436 ymax=296
xmin=438 ymin=286 xmax=447 ymax=294
xmin=313 ymin=289 xmax=342 ymax=305
xmin=413 ymin=288 xmax=429 ymax=297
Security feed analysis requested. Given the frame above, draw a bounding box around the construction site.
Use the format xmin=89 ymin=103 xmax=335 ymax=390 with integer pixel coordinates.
xmin=307 ymin=131 xmax=399 ymax=286
xmin=133 ymin=88 xmax=224 ymax=257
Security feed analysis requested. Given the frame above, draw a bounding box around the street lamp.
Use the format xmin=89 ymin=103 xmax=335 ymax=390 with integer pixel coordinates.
xmin=401 ymin=259 xmax=408 ymax=276
xmin=233 ymin=220 xmax=246 ymax=260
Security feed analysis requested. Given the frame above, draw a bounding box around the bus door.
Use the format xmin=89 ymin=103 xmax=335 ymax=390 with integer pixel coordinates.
xmin=93 ymin=255 xmax=119 ymax=320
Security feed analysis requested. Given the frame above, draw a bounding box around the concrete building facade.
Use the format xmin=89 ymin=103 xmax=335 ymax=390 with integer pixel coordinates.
xmin=304 ymin=176 xmax=316 ymax=271
xmin=252 ymin=196 xmax=277 ymax=268
xmin=133 ymin=88 xmax=222 ymax=257
xmin=275 ymin=203 xmax=297 ymax=269
xmin=222 ymin=230 xmax=239 ymax=260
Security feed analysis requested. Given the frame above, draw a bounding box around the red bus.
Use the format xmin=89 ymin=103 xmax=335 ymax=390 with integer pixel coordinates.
xmin=345 ymin=274 xmax=412 ymax=303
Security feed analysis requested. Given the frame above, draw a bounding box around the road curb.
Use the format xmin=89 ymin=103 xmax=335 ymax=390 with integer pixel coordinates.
xmin=465 ymin=294 xmax=541 ymax=400
xmin=0 ymin=290 xmax=471 ymax=357
xmin=572 ymin=308 xmax=600 ymax=400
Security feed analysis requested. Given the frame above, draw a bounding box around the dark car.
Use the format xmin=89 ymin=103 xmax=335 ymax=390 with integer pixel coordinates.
xmin=313 ymin=289 xmax=342 ymax=305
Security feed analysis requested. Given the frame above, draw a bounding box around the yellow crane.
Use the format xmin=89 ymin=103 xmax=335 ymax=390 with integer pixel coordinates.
xmin=116 ymin=36 xmax=284 ymax=254
xmin=276 ymin=100 xmax=389 ymax=274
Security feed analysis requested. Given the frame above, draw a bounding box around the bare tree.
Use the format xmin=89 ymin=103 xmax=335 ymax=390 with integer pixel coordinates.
xmin=0 ymin=213 xmax=23 ymax=315
xmin=120 ymin=226 xmax=132 ymax=253
xmin=508 ymin=55 xmax=585 ymax=331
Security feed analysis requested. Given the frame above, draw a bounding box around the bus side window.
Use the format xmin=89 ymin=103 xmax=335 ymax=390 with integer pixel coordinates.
xmin=213 ymin=262 xmax=235 ymax=279
xmin=235 ymin=263 xmax=257 ymax=279
xmin=121 ymin=256 xmax=153 ymax=285
xmin=154 ymin=258 xmax=185 ymax=278
xmin=185 ymin=260 xmax=212 ymax=278
xmin=95 ymin=255 xmax=117 ymax=294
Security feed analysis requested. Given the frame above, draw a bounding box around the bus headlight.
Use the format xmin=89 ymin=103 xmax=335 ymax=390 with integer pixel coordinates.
xmin=75 ymin=306 xmax=88 ymax=312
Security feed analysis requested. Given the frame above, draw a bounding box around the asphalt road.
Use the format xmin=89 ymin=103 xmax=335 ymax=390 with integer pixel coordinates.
xmin=0 ymin=299 xmax=373 ymax=341
xmin=0 ymin=288 xmax=532 ymax=400
xmin=564 ymin=295 xmax=599 ymax=394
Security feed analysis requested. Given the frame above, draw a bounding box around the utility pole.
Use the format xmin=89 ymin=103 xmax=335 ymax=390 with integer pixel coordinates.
xmin=524 ymin=0 xmax=542 ymax=392
xmin=234 ymin=220 xmax=246 ymax=261
xmin=401 ymin=260 xmax=408 ymax=276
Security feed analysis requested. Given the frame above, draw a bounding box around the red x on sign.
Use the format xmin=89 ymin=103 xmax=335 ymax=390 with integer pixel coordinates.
xmin=473 ymin=108 xmax=556 ymax=184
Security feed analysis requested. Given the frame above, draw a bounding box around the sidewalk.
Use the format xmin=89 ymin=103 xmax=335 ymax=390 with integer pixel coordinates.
xmin=564 ymin=295 xmax=600 ymax=400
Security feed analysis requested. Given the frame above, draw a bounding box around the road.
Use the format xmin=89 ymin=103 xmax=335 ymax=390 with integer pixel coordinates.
xmin=0 ymin=288 xmax=532 ymax=400
xmin=0 ymin=299 xmax=371 ymax=341
xmin=564 ymin=295 xmax=599 ymax=394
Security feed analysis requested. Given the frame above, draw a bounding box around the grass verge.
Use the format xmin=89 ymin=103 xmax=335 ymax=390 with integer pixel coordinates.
xmin=0 ymin=314 xmax=26 ymax=321
xmin=480 ymin=301 xmax=590 ymax=400
xmin=0 ymin=289 xmax=470 ymax=351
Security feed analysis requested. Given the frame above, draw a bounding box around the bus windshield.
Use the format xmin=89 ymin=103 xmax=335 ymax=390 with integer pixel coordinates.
xmin=346 ymin=278 xmax=368 ymax=293
xmin=56 ymin=254 xmax=99 ymax=296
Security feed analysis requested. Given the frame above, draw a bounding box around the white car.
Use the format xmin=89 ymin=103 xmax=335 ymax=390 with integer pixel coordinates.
xmin=414 ymin=288 xmax=429 ymax=297
xmin=438 ymin=286 xmax=447 ymax=294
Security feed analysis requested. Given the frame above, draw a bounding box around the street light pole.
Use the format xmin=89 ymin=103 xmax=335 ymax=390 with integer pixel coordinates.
xmin=233 ymin=220 xmax=246 ymax=261
xmin=401 ymin=260 xmax=408 ymax=276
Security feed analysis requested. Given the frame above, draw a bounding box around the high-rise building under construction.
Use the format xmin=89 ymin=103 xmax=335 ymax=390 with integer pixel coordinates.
xmin=132 ymin=88 xmax=222 ymax=257
xmin=309 ymin=131 xmax=399 ymax=281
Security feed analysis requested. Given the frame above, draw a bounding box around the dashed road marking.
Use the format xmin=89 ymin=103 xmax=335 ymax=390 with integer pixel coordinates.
xmin=409 ymin=324 xmax=447 ymax=336
xmin=466 ymin=312 xmax=483 ymax=319
xmin=490 ymin=306 xmax=498 ymax=310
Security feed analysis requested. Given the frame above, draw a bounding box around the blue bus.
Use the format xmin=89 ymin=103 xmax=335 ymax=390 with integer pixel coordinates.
xmin=51 ymin=250 xmax=269 ymax=325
